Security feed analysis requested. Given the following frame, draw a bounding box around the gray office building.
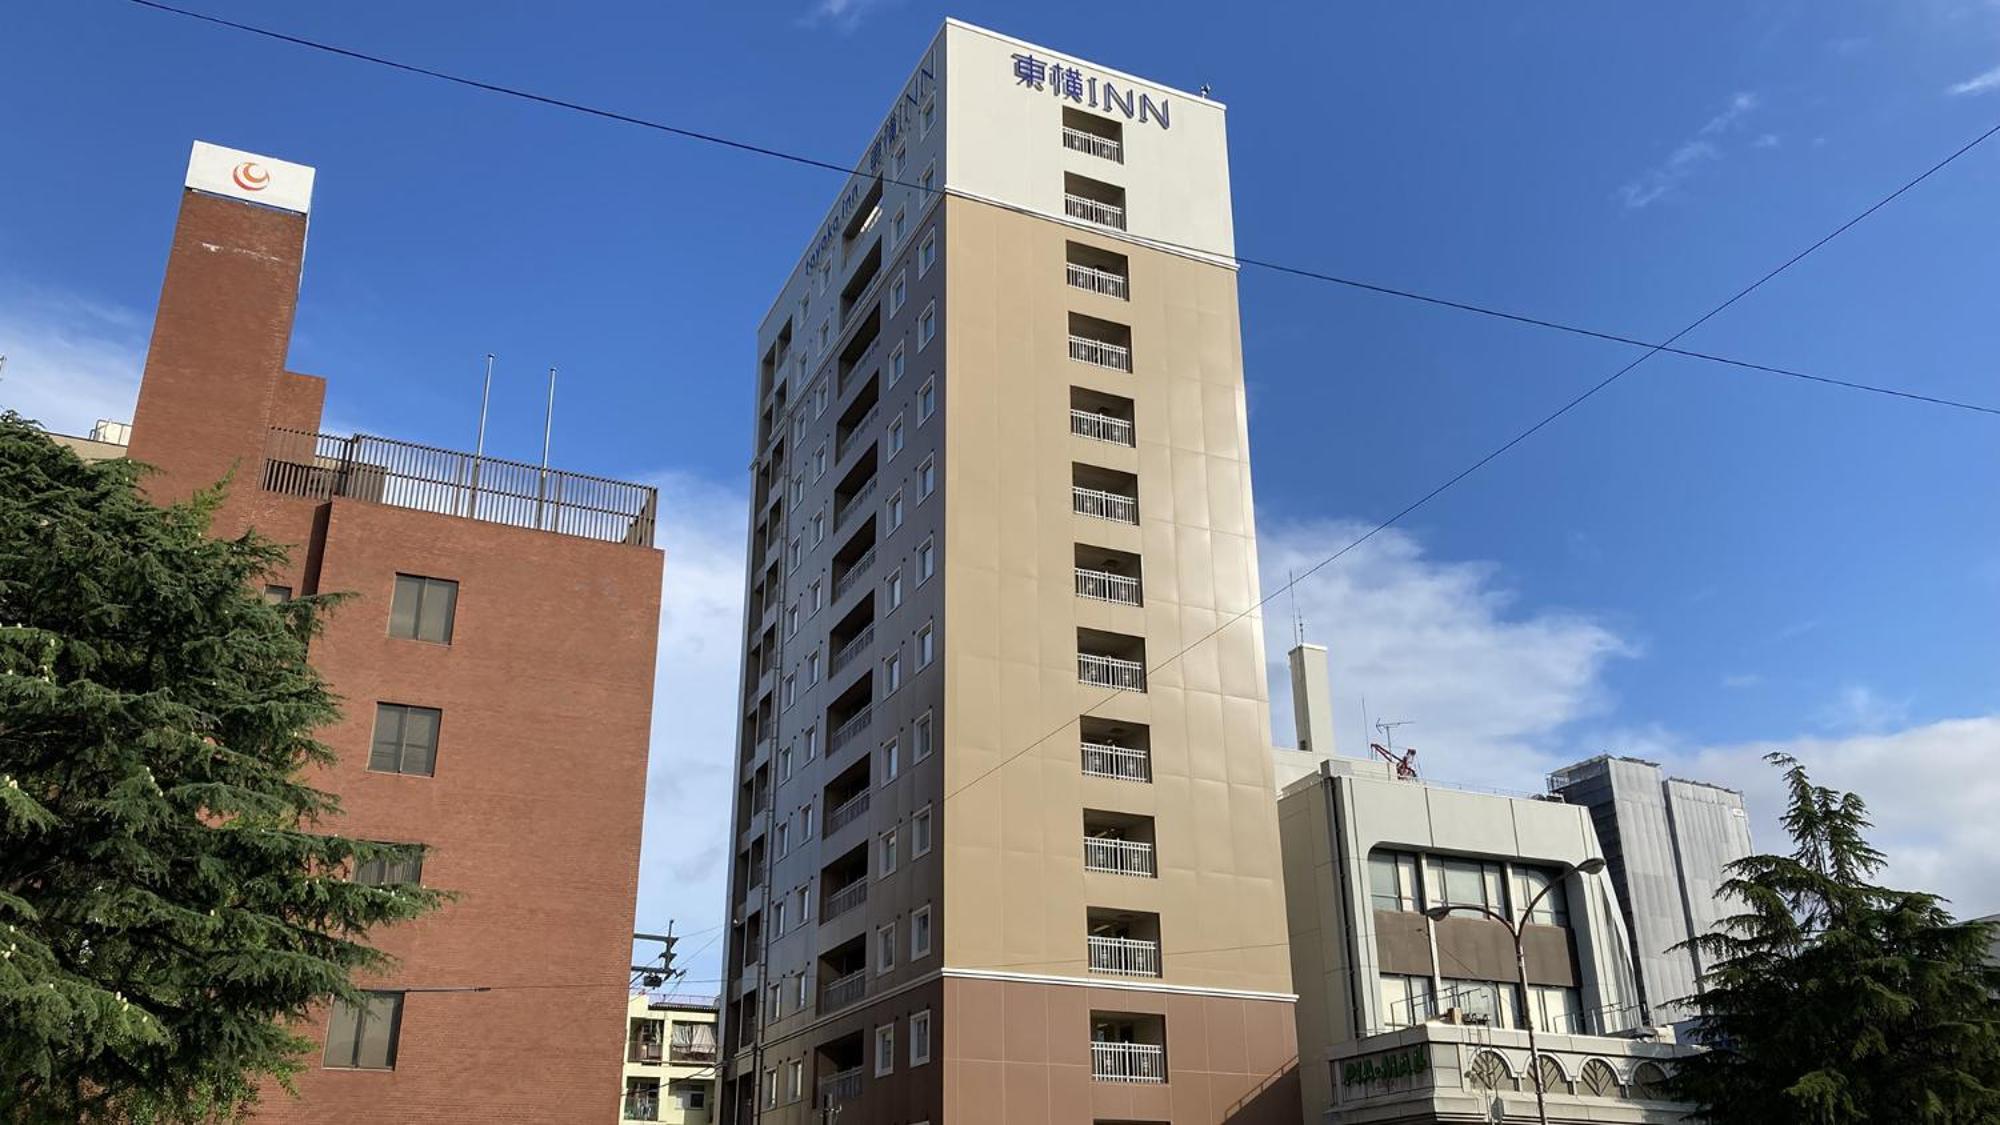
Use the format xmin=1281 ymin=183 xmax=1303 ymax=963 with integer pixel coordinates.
xmin=1546 ymin=757 xmax=1753 ymax=1026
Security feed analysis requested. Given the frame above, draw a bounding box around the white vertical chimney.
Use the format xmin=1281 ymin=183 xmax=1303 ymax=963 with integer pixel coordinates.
xmin=1289 ymin=643 xmax=1334 ymax=757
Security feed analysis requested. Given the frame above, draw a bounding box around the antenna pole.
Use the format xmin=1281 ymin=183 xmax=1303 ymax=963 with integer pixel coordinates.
xmin=536 ymin=366 xmax=556 ymax=529
xmin=468 ymin=353 xmax=494 ymax=518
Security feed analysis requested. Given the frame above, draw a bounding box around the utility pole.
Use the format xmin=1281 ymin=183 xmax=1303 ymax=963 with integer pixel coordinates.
xmin=632 ymin=923 xmax=680 ymax=989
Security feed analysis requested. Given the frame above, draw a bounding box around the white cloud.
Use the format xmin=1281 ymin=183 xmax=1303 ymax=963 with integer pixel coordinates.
xmin=1817 ymin=683 xmax=1910 ymax=732
xmin=1619 ymin=92 xmax=1760 ymax=209
xmin=0 ymin=287 xmax=148 ymax=436
xmin=1947 ymin=64 xmax=2000 ymax=95
xmin=630 ymin=471 xmax=747 ymax=992
xmin=800 ymin=0 xmax=897 ymax=32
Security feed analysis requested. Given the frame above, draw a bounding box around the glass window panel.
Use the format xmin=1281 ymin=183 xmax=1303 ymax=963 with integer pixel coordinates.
xmin=323 ymin=997 xmax=363 ymax=1067
xmin=389 ymin=575 xmax=423 ymax=638
xmin=369 ymin=705 xmax=406 ymax=772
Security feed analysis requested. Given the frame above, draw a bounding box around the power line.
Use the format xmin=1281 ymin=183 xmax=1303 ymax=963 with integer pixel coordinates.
xmin=123 ymin=0 xmax=2000 ymax=420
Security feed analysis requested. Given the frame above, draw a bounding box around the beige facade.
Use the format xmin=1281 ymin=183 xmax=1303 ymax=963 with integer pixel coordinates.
xmin=621 ymin=995 xmax=720 ymax=1123
xmin=723 ymin=21 xmax=1295 ymax=1125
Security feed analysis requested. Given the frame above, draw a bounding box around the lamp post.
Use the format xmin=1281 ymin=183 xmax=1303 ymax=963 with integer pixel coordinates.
xmin=1425 ymin=856 xmax=1605 ymax=1125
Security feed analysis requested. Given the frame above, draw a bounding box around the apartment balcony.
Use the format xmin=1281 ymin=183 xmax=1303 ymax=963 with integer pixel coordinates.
xmin=1065 ymin=193 xmax=1127 ymax=231
xmin=836 ymin=403 xmax=880 ymax=461
xmin=818 ymin=1066 xmax=865 ymax=1107
xmin=832 ymin=541 xmax=879 ymax=602
xmin=668 ymin=1043 xmax=718 ymax=1066
xmin=1078 ymin=652 xmax=1146 ymax=692
xmin=1081 ymin=741 xmax=1152 ymax=782
xmin=1088 ymin=935 xmax=1162 ymax=978
xmin=1072 ymin=486 xmax=1138 ymax=525
xmin=1068 ymin=334 xmax=1132 ymax=372
xmin=829 ymin=704 xmax=873 ymax=757
xmin=1091 ymin=1041 xmax=1166 ymax=1084
xmin=829 ymin=622 xmax=875 ymax=676
xmin=835 ymin=476 xmax=879 ymax=533
xmin=825 ymin=879 xmax=869 ymax=920
xmin=1084 ymin=836 xmax=1156 ymax=877
xmin=1063 ymin=125 xmax=1125 ymax=163
xmin=260 ymin=428 xmax=658 ymax=547
xmin=622 ymin=1092 xmax=660 ymax=1121
xmin=1065 ymin=262 xmax=1130 ymax=300
xmin=820 ymin=968 xmax=867 ymax=1013
xmin=1070 ymin=408 xmax=1135 ymax=447
xmin=1075 ymin=567 xmax=1141 ymax=606
xmin=825 ymin=789 xmax=872 ymax=836
xmin=628 ymin=1040 xmax=664 ymax=1065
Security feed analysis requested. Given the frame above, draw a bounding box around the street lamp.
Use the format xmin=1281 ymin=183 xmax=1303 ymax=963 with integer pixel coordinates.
xmin=1425 ymin=857 xmax=1605 ymax=1125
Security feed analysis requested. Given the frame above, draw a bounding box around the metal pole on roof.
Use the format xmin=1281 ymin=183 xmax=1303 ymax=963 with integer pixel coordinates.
xmin=468 ymin=353 xmax=493 ymax=519
xmin=537 ymin=366 xmax=556 ymax=528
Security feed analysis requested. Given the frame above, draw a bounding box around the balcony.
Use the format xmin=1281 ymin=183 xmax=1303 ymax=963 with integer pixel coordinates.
xmin=1088 ymin=935 xmax=1162 ymax=978
xmin=668 ymin=1042 xmax=718 ymax=1066
xmin=1072 ymin=486 xmax=1137 ymax=525
xmin=1068 ymin=335 xmax=1132 ymax=372
xmin=1078 ymin=653 xmax=1145 ymax=691
xmin=1065 ymin=193 xmax=1127 ymax=231
xmin=1084 ymin=837 xmax=1156 ymax=877
xmin=1063 ymin=125 xmax=1124 ymax=163
xmin=832 ymin=541 xmax=879 ymax=602
xmin=829 ymin=622 xmax=875 ymax=676
xmin=825 ymin=789 xmax=872 ymax=836
xmin=825 ymin=879 xmax=869 ymax=920
xmin=1075 ymin=567 xmax=1141 ymax=606
xmin=836 ymin=404 xmax=879 ymax=460
xmin=260 ymin=428 xmax=658 ymax=547
xmin=818 ymin=1066 xmax=865 ymax=1107
xmin=835 ymin=475 xmax=879 ymax=532
xmin=1081 ymin=741 xmax=1152 ymax=782
xmin=1091 ymin=1041 xmax=1165 ymax=1084
xmin=821 ymin=968 xmax=867 ymax=1012
xmin=829 ymin=704 xmax=873 ymax=757
xmin=1070 ymin=408 xmax=1135 ymax=446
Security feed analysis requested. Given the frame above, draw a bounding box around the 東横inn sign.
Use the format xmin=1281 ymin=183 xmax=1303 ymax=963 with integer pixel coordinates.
xmin=1010 ymin=51 xmax=1172 ymax=130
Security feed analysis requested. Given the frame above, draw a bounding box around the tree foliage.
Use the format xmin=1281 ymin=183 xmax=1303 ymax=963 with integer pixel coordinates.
xmin=1673 ymin=752 xmax=2000 ymax=1123
xmin=0 ymin=414 xmax=442 ymax=1122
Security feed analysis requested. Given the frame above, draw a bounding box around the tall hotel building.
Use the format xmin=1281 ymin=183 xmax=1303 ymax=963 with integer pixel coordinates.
xmin=63 ymin=143 xmax=663 ymax=1120
xmin=721 ymin=22 xmax=1297 ymax=1125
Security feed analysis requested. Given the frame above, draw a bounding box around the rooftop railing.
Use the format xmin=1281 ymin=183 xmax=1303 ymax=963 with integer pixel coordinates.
xmin=260 ymin=428 xmax=656 ymax=547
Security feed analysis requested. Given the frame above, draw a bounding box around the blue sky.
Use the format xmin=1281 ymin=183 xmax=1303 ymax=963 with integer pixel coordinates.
xmin=5 ymin=0 xmax=2000 ymax=990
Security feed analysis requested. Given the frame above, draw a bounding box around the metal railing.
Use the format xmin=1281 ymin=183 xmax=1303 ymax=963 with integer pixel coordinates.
xmin=1088 ymin=935 xmax=1162 ymax=977
xmin=629 ymin=1040 xmax=663 ymax=1064
xmin=1075 ymin=568 xmax=1142 ymax=606
xmin=1081 ymin=741 xmax=1152 ymax=782
xmin=1084 ymin=836 xmax=1156 ymax=876
xmin=1072 ymin=486 xmax=1138 ymax=525
xmin=1062 ymin=125 xmax=1125 ymax=163
xmin=1065 ymin=262 xmax=1130 ymax=299
xmin=829 ymin=705 xmax=873 ymax=756
xmin=1091 ymin=1041 xmax=1165 ymax=1083
xmin=1078 ymin=653 xmax=1146 ymax=691
xmin=829 ymin=623 xmax=875 ymax=676
xmin=668 ymin=1044 xmax=718 ymax=1065
xmin=821 ymin=969 xmax=866 ymax=1012
xmin=819 ymin=1066 xmax=865 ymax=1107
xmin=837 ymin=403 xmax=880 ymax=459
xmin=1070 ymin=409 xmax=1135 ymax=446
xmin=1065 ymin=193 xmax=1127 ymax=230
xmin=260 ymin=428 xmax=656 ymax=547
xmin=825 ymin=789 xmax=872 ymax=836
xmin=835 ymin=476 xmax=879 ymax=531
xmin=622 ymin=1092 xmax=660 ymax=1120
xmin=824 ymin=879 xmax=868 ymax=920
xmin=1068 ymin=334 xmax=1133 ymax=372
xmin=832 ymin=543 xmax=878 ymax=601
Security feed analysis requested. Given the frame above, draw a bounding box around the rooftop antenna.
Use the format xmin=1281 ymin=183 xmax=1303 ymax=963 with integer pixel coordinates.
xmin=468 ymin=353 xmax=494 ymax=518
xmin=535 ymin=365 xmax=557 ymax=529
xmin=1198 ymin=83 xmax=1213 ymax=98
xmin=1371 ymin=719 xmax=1419 ymax=780
xmin=1287 ymin=568 xmax=1304 ymax=647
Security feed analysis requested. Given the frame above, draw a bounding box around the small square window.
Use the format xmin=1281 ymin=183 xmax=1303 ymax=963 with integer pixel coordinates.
xmin=917 ymin=623 xmax=934 ymax=668
xmin=810 ymin=580 xmax=824 ymax=614
xmin=801 ymin=804 xmax=816 ymax=839
xmin=911 ymin=905 xmax=933 ymax=959
xmin=807 ymin=651 xmax=821 ymax=685
xmin=890 ymin=343 xmax=906 ymax=387
xmin=886 ymin=569 xmax=905 ymax=611
xmin=773 ymin=895 xmax=788 ymax=932
xmin=786 ymin=606 xmax=800 ymax=637
xmin=787 ymin=538 xmax=802 ymax=572
xmin=918 ymin=456 xmax=935 ymax=500
xmin=780 ymin=745 xmax=794 ymax=780
xmin=813 ymin=381 xmax=829 ymax=417
xmin=783 ymin=674 xmax=796 ymax=708
xmin=918 ymin=377 xmax=935 ymax=424
xmin=910 ymin=1008 xmax=933 ymax=1065
xmin=887 ymin=415 xmax=906 ymax=458
xmin=917 ymin=301 xmax=936 ymax=350
xmin=913 ymin=711 xmax=933 ymax=761
xmin=884 ymin=652 xmax=903 ymax=693
xmin=323 ymin=991 xmax=404 ymax=1070
xmin=918 ymin=228 xmax=936 ymax=277
xmin=920 ymin=162 xmax=936 ymax=195
xmin=917 ymin=538 xmax=935 ymax=584
xmin=351 ymin=843 xmax=424 ymax=887
xmin=369 ymin=704 xmax=440 ymax=777
xmin=811 ymin=511 xmax=826 ymax=546
xmin=912 ymin=805 xmax=933 ymax=857
xmin=889 ymin=271 xmax=907 ymax=316
xmin=874 ymin=1023 xmax=896 ymax=1077
xmin=877 ymin=925 xmax=897 ymax=976
xmin=813 ymin=445 xmax=828 ymax=479
xmin=881 ymin=737 xmax=901 ymax=783
xmin=879 ymin=828 xmax=899 ymax=878
xmin=264 ymin=584 xmax=293 ymax=604
xmin=887 ymin=490 xmax=905 ymax=531
xmin=890 ymin=207 xmax=907 ymax=248
xmin=389 ymin=574 xmax=458 ymax=644
xmin=805 ymin=726 xmax=819 ymax=760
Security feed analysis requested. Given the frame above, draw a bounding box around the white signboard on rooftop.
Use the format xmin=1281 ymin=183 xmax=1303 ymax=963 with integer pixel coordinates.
xmin=184 ymin=141 xmax=314 ymax=215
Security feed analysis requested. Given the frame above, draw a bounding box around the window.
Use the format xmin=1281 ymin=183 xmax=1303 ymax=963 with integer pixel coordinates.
xmin=920 ymin=161 xmax=935 ymax=195
xmin=884 ymin=652 xmax=903 ymax=693
xmin=1441 ymin=978 xmax=1520 ymax=1030
xmin=887 ymin=415 xmax=906 ymax=458
xmin=911 ymin=904 xmax=933 ymax=959
xmin=918 ymin=456 xmax=935 ymax=500
xmin=881 ymin=737 xmax=901 ymax=783
xmin=773 ymin=896 xmax=788 ymax=934
xmin=891 ymin=145 xmax=905 ymax=178
xmin=814 ymin=444 xmax=828 ymax=479
xmin=816 ymin=321 xmax=830 ymax=356
xmin=886 ymin=569 xmax=905 ymax=610
xmin=879 ymin=828 xmax=899 ymax=877
xmin=767 ymin=984 xmax=781 ymax=1021
xmin=807 ymin=651 xmax=821 ymax=686
xmin=1380 ymin=973 xmax=1436 ymax=1030
xmin=890 ymin=207 xmax=907 ymax=248
xmin=912 ymin=805 xmax=933 ymax=856
xmin=1369 ymin=850 xmax=1423 ymax=913
xmin=910 ymin=1009 xmax=933 ymax=1065
xmin=921 ymin=98 xmax=936 ymax=136
xmin=786 ymin=606 xmax=800 ymax=637
xmin=787 ymin=537 xmax=801 ymax=572
xmin=874 ymin=1023 xmax=895 ymax=1076
xmin=917 ymin=623 xmax=934 ymax=668
xmin=369 ymin=704 xmax=440 ymax=776
xmin=351 ymin=844 xmax=423 ymax=887
xmin=790 ymin=473 xmax=804 ymax=505
xmin=887 ymin=490 xmax=905 ymax=531
xmin=805 ymin=725 xmax=819 ymax=760
xmin=794 ymin=972 xmax=809 ymax=1008
xmin=793 ymin=412 xmax=808 ymax=447
xmin=917 ymin=228 xmax=936 ymax=276
xmin=917 ymin=301 xmax=936 ymax=349
xmin=813 ymin=380 xmax=829 ymax=417
xmin=809 ymin=580 xmax=824 ymax=615
xmin=917 ymin=538 xmax=935 ymax=583
xmin=763 ymin=1067 xmax=777 ymax=1108
xmin=389 ymin=574 xmax=457 ymax=644
xmin=1528 ymin=984 xmax=1582 ymax=1034
xmin=323 ymin=991 xmax=403 ymax=1069
xmin=918 ymin=377 xmax=935 ymax=423
xmin=912 ymin=711 xmax=933 ymax=761
xmin=780 ymin=746 xmax=796 ymax=782
xmin=877 ymin=923 xmax=897 ymax=974
xmin=888 ymin=270 xmax=907 ymax=316
xmin=787 ymin=1059 xmax=804 ymax=1102
xmin=801 ymin=803 xmax=815 ymax=839
xmin=1427 ymin=856 xmax=1508 ymax=914
xmin=797 ymin=885 xmax=811 ymax=922
xmin=263 ymin=584 xmax=293 ymax=603
xmin=889 ymin=342 xmax=906 ymax=387
xmin=783 ymin=674 xmax=796 ymax=708
xmin=811 ymin=511 xmax=825 ymax=546
xmin=1514 ymin=867 xmax=1571 ymax=928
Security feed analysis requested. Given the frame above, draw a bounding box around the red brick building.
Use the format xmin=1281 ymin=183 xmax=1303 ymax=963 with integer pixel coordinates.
xmin=101 ymin=141 xmax=663 ymax=1121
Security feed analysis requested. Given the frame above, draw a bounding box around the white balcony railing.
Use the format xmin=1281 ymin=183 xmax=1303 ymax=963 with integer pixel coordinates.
xmin=825 ymin=879 xmax=869 ymax=920
xmin=825 ymin=789 xmax=871 ymax=836
xmin=1081 ymin=741 xmax=1152 ymax=782
xmin=1078 ymin=652 xmax=1146 ymax=692
xmin=1062 ymin=126 xmax=1124 ymax=163
xmin=1088 ymin=935 xmax=1162 ymax=977
xmin=1065 ymin=262 xmax=1130 ymax=299
xmin=821 ymin=968 xmax=866 ymax=1012
xmin=1068 ymin=334 xmax=1132 ymax=372
xmin=1070 ymin=409 xmax=1135 ymax=447
xmin=1066 ymin=193 xmax=1128 ymax=230
xmin=1091 ymin=1041 xmax=1165 ymax=1083
xmin=1072 ymin=486 xmax=1138 ymax=525
xmin=1083 ymin=836 xmax=1156 ymax=877
xmin=819 ymin=1066 xmax=865 ymax=1106
xmin=1075 ymin=568 xmax=1141 ymax=606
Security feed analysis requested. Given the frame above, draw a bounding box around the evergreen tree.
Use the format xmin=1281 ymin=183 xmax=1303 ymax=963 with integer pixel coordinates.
xmin=1674 ymin=752 xmax=2000 ymax=1123
xmin=0 ymin=414 xmax=442 ymax=1122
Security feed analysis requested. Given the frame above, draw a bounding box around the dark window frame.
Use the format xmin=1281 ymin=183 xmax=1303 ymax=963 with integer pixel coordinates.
xmin=369 ymin=703 xmax=442 ymax=777
xmin=389 ymin=573 xmax=459 ymax=644
xmin=322 ymin=990 xmax=404 ymax=1070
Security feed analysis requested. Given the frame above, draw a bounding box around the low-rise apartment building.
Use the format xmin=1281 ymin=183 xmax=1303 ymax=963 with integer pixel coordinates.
xmin=622 ymin=995 xmax=721 ymax=1123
